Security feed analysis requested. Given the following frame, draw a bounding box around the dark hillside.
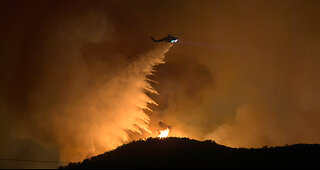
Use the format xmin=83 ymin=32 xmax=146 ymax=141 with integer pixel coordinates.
xmin=60 ymin=137 xmax=320 ymax=169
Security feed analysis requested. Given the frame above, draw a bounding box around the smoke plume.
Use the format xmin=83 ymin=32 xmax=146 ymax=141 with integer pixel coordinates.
xmin=1 ymin=1 xmax=320 ymax=168
xmin=0 ymin=3 xmax=171 ymax=162
xmin=141 ymin=0 xmax=320 ymax=148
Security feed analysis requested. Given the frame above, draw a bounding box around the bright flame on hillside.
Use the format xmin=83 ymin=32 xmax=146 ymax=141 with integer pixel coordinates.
xmin=158 ymin=128 xmax=170 ymax=138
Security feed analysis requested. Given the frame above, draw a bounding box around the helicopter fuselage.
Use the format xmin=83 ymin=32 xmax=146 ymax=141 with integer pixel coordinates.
xmin=151 ymin=35 xmax=178 ymax=43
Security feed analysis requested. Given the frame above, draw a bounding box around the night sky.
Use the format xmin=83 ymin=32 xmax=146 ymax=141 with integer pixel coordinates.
xmin=1 ymin=0 xmax=320 ymax=168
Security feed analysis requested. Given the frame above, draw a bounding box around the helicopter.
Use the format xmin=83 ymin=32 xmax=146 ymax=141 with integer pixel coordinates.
xmin=151 ymin=33 xmax=182 ymax=43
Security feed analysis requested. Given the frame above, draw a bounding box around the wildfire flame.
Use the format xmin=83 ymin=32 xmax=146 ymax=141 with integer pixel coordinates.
xmin=158 ymin=128 xmax=170 ymax=138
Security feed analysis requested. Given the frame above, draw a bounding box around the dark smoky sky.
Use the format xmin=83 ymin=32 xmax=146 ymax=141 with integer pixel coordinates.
xmin=1 ymin=0 xmax=320 ymax=168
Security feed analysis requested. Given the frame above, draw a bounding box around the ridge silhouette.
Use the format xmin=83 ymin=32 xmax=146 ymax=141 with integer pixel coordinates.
xmin=60 ymin=137 xmax=320 ymax=169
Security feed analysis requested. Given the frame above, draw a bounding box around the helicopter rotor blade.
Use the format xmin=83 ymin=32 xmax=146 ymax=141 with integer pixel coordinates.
xmin=171 ymin=33 xmax=184 ymax=36
xmin=158 ymin=33 xmax=184 ymax=36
